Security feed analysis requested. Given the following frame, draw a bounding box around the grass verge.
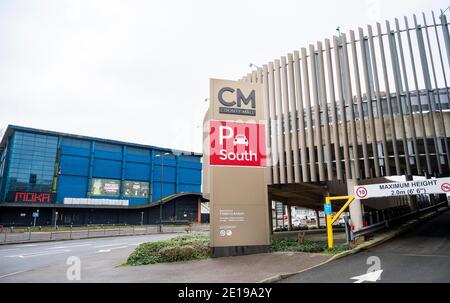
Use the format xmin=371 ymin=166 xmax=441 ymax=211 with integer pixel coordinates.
xmin=270 ymin=237 xmax=351 ymax=254
xmin=126 ymin=233 xmax=351 ymax=266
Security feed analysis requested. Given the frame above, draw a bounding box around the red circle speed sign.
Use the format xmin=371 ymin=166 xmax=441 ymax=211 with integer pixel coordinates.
xmin=355 ymin=186 xmax=368 ymax=199
xmin=441 ymin=183 xmax=450 ymax=193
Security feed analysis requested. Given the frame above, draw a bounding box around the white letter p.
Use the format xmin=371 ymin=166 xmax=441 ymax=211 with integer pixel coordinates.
xmin=219 ymin=126 xmax=233 ymax=146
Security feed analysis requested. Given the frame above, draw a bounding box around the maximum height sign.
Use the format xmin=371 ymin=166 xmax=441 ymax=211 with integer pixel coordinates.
xmin=354 ymin=177 xmax=450 ymax=200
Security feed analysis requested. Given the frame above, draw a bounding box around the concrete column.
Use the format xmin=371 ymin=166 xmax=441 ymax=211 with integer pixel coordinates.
xmin=268 ymin=199 xmax=274 ymax=235
xmin=347 ymin=179 xmax=364 ymax=231
xmin=405 ymin=175 xmax=418 ymax=211
xmin=197 ymin=197 xmax=201 ymax=223
xmin=119 ymin=146 xmax=126 ymax=199
xmin=287 ymin=205 xmax=292 ymax=231
xmin=51 ymin=209 xmax=58 ymax=227
xmin=315 ymin=210 xmax=320 ymax=228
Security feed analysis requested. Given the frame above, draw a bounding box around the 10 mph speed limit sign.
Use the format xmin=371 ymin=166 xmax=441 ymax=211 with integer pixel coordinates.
xmin=354 ymin=177 xmax=450 ymax=200
xmin=355 ymin=186 xmax=368 ymax=199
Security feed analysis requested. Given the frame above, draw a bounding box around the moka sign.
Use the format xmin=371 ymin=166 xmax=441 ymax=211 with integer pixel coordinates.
xmin=205 ymin=79 xmax=270 ymax=258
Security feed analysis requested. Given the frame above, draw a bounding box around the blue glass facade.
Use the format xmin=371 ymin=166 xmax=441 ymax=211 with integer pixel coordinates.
xmin=0 ymin=126 xmax=202 ymax=206
xmin=4 ymin=132 xmax=57 ymax=195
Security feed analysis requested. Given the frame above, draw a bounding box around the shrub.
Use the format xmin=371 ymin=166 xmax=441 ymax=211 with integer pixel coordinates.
xmin=127 ymin=233 xmax=210 ymax=266
xmin=159 ymin=245 xmax=210 ymax=263
xmin=324 ymin=244 xmax=352 ymax=254
xmin=271 ymin=238 xmax=327 ymax=253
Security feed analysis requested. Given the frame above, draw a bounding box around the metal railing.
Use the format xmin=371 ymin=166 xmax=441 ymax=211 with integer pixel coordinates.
xmin=0 ymin=223 xmax=210 ymax=244
xmin=351 ymin=201 xmax=448 ymax=239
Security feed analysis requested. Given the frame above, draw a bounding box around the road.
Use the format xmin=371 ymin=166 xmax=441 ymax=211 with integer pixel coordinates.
xmin=2 ymin=211 xmax=449 ymax=283
xmin=282 ymin=209 xmax=450 ymax=283
xmin=0 ymin=233 xmax=179 ymax=282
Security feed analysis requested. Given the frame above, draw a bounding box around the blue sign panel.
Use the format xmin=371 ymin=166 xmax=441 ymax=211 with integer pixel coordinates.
xmin=324 ymin=204 xmax=332 ymax=215
xmin=32 ymin=212 xmax=39 ymax=218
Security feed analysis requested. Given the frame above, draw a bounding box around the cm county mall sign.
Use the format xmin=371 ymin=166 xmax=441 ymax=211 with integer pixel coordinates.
xmin=354 ymin=177 xmax=450 ymax=200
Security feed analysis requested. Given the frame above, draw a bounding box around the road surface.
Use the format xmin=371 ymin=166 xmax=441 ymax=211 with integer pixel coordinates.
xmin=282 ymin=209 xmax=450 ymax=283
xmin=0 ymin=233 xmax=179 ymax=281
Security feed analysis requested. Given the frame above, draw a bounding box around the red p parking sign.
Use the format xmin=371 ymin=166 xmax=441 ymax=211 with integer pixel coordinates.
xmin=209 ymin=120 xmax=266 ymax=167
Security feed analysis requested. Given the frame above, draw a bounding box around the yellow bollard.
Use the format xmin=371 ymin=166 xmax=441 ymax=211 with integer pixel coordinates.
xmin=325 ymin=197 xmax=334 ymax=249
xmin=325 ymin=195 xmax=356 ymax=249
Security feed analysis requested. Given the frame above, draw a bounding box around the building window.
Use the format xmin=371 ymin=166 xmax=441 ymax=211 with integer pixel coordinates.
xmin=6 ymin=131 xmax=57 ymax=195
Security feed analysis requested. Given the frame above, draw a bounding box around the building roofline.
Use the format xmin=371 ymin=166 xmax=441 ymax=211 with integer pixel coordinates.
xmin=0 ymin=125 xmax=202 ymax=157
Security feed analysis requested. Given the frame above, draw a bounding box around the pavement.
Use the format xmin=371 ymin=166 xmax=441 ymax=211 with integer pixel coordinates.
xmin=280 ymin=208 xmax=450 ymax=283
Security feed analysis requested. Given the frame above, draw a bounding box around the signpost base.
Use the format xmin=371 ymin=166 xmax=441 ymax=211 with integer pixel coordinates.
xmin=211 ymin=245 xmax=270 ymax=258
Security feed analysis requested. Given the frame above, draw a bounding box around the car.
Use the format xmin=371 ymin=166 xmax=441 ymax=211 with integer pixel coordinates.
xmin=233 ymin=134 xmax=249 ymax=146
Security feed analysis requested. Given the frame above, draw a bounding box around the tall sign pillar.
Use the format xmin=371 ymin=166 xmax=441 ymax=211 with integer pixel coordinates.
xmin=204 ymin=78 xmax=270 ymax=257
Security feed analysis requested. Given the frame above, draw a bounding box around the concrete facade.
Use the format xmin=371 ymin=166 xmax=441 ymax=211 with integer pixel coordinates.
xmin=239 ymin=11 xmax=450 ymax=221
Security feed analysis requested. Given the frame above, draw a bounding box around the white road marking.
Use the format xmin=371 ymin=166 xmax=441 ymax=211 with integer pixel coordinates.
xmin=15 ymin=244 xmax=39 ymax=248
xmin=350 ymin=270 xmax=383 ymax=283
xmin=0 ymin=270 xmax=29 ymax=279
xmin=97 ymin=249 xmax=110 ymax=253
xmin=5 ymin=249 xmax=72 ymax=258
xmin=97 ymin=246 xmax=128 ymax=253
xmin=0 ymin=248 xmax=21 ymax=252
xmin=94 ymin=243 xmax=126 ymax=248
xmin=46 ymin=244 xmax=91 ymax=250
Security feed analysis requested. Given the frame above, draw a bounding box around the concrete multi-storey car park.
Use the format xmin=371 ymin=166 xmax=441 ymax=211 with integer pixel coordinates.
xmin=234 ymin=11 xmax=450 ymax=233
xmin=0 ymin=125 xmax=203 ymax=226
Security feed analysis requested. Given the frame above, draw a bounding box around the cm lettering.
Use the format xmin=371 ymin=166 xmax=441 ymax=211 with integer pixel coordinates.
xmin=218 ymin=87 xmax=255 ymax=108
xmin=218 ymin=87 xmax=256 ymax=116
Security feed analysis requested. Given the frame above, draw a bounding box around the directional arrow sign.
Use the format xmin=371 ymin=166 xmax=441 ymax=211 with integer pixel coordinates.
xmin=350 ymin=270 xmax=383 ymax=283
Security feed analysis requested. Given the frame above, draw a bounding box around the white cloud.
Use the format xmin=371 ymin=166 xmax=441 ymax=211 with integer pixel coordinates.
xmin=0 ymin=0 xmax=447 ymax=153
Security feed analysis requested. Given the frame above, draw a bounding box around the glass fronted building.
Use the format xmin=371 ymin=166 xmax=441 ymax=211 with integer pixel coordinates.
xmin=1 ymin=131 xmax=58 ymax=200
xmin=0 ymin=125 xmax=203 ymax=226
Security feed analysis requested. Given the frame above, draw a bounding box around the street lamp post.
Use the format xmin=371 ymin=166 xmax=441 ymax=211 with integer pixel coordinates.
xmin=160 ymin=155 xmax=163 ymax=232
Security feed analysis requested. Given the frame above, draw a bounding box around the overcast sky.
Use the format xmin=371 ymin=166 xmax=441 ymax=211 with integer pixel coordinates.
xmin=0 ymin=0 xmax=447 ymax=153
